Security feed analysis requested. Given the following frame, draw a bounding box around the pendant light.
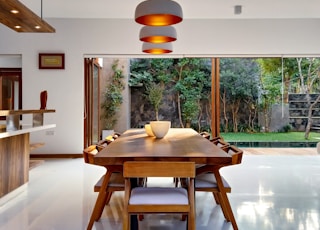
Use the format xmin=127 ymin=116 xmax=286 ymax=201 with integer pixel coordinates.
xmin=140 ymin=26 xmax=177 ymax=43
xmin=135 ymin=0 xmax=183 ymax=26
xmin=142 ymin=42 xmax=172 ymax=54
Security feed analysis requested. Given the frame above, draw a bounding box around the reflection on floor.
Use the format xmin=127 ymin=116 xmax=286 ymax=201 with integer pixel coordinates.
xmin=0 ymin=152 xmax=319 ymax=230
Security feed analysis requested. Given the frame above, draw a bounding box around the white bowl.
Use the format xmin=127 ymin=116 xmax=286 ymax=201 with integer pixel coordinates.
xmin=150 ymin=121 xmax=171 ymax=139
xmin=144 ymin=124 xmax=155 ymax=136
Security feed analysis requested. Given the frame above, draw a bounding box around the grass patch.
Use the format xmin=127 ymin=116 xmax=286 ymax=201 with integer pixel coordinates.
xmin=220 ymin=132 xmax=320 ymax=142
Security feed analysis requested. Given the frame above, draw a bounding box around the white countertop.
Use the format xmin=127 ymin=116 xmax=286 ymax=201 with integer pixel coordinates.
xmin=0 ymin=124 xmax=56 ymax=139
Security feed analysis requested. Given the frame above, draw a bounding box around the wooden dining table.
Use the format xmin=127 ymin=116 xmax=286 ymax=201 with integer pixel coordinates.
xmin=87 ymin=128 xmax=235 ymax=230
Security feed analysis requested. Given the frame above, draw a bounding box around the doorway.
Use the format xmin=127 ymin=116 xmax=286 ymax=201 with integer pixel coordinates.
xmin=84 ymin=58 xmax=101 ymax=148
xmin=0 ymin=68 xmax=22 ymax=112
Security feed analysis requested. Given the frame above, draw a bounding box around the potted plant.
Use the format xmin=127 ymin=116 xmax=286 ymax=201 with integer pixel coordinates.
xmin=145 ymin=82 xmax=170 ymax=138
xmin=101 ymin=59 xmax=125 ymax=139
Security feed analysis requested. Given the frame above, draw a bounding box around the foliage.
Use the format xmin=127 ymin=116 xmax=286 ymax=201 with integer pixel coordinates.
xmin=256 ymin=58 xmax=283 ymax=132
xmin=256 ymin=57 xmax=320 ymax=138
xmin=294 ymin=58 xmax=320 ymax=139
xmin=174 ymin=58 xmax=211 ymax=127
xmin=101 ymin=60 xmax=125 ymax=130
xmin=278 ymin=124 xmax=292 ymax=133
xmin=129 ymin=57 xmax=320 ymax=135
xmin=221 ymin=131 xmax=320 ymax=142
xmin=130 ymin=58 xmax=211 ymax=128
xmin=129 ymin=59 xmax=173 ymax=87
xmin=220 ymin=58 xmax=259 ymax=132
xmin=145 ymin=82 xmax=164 ymax=121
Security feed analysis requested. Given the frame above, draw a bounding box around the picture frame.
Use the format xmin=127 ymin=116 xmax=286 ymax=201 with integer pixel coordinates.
xmin=39 ymin=53 xmax=65 ymax=69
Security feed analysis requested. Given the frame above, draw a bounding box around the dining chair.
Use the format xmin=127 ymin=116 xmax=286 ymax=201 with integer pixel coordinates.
xmin=179 ymin=135 xmax=229 ymax=189
xmin=83 ymin=144 xmax=125 ymax=206
xmin=174 ymin=132 xmax=212 ymax=188
xmin=210 ymin=136 xmax=230 ymax=148
xmin=194 ymin=145 xmax=243 ymax=230
xmin=122 ymin=161 xmax=196 ymax=230
xmin=96 ymin=132 xmax=122 ymax=150
xmin=199 ymin=131 xmax=211 ymax=140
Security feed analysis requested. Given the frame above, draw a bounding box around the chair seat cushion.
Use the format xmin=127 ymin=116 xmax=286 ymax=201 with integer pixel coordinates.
xmin=195 ymin=173 xmax=230 ymax=189
xmin=129 ymin=187 xmax=188 ymax=205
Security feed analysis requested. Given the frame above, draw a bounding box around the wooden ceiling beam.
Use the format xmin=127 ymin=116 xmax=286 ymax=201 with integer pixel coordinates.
xmin=0 ymin=0 xmax=55 ymax=33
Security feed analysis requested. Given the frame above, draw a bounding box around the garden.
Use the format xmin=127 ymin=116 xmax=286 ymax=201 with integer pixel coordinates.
xmin=126 ymin=57 xmax=320 ymax=142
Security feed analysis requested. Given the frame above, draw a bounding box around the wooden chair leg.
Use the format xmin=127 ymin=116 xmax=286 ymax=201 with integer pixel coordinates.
xmin=122 ymin=212 xmax=129 ymax=230
xmin=217 ymin=192 xmax=238 ymax=230
xmin=180 ymin=178 xmax=188 ymax=188
xmin=87 ymin=189 xmax=108 ymax=230
xmin=97 ymin=190 xmax=109 ymax=219
xmin=213 ymin=192 xmax=220 ymax=204
xmin=87 ymin=171 xmax=113 ymax=230
xmin=105 ymin=191 xmax=112 ymax=205
xmin=216 ymin=192 xmax=230 ymax=221
xmin=187 ymin=214 xmax=191 ymax=230
xmin=173 ymin=177 xmax=179 ymax=187
xmin=188 ymin=212 xmax=196 ymax=230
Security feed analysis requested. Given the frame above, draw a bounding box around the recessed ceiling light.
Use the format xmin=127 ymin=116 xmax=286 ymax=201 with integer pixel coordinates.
xmin=10 ymin=9 xmax=19 ymax=14
xmin=35 ymin=26 xmax=41 ymax=29
xmin=14 ymin=25 xmax=21 ymax=29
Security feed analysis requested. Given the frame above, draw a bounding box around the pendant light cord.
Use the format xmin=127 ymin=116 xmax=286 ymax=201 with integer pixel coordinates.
xmin=41 ymin=0 xmax=43 ymax=19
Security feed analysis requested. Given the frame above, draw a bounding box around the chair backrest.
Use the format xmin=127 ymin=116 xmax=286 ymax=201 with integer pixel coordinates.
xmin=211 ymin=138 xmax=230 ymax=148
xmin=123 ymin=161 xmax=195 ymax=179
xmin=83 ymin=145 xmax=98 ymax=164
xmin=113 ymin=132 xmax=121 ymax=139
xmin=221 ymin=145 xmax=243 ymax=165
xmin=199 ymin=131 xmax=211 ymax=140
xmin=96 ymin=143 xmax=108 ymax=152
xmin=210 ymin=136 xmax=223 ymax=141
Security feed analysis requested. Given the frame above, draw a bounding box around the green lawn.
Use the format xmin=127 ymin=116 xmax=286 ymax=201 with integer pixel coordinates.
xmin=220 ymin=132 xmax=320 ymax=142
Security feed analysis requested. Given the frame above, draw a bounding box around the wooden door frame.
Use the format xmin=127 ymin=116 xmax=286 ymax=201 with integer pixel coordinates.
xmin=84 ymin=58 xmax=102 ymax=148
xmin=211 ymin=58 xmax=220 ymax=137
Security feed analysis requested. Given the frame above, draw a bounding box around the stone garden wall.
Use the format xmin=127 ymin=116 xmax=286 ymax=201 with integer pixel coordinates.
xmin=289 ymin=94 xmax=320 ymax=131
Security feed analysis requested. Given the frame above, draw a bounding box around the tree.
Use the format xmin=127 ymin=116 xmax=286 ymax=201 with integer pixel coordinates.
xmin=129 ymin=59 xmax=173 ymax=122
xmin=256 ymin=58 xmax=283 ymax=132
xmin=295 ymin=58 xmax=320 ymax=139
xmin=256 ymin=57 xmax=320 ymax=137
xmin=130 ymin=58 xmax=211 ymax=129
xmin=173 ymin=58 xmax=211 ymax=129
xmin=220 ymin=58 xmax=259 ymax=132
xmin=145 ymin=82 xmax=164 ymax=121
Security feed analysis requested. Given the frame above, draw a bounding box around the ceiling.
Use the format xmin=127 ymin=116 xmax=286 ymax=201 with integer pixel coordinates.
xmin=20 ymin=0 xmax=320 ymax=20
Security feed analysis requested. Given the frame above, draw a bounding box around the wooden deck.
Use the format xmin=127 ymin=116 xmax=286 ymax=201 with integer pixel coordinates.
xmin=242 ymin=147 xmax=318 ymax=155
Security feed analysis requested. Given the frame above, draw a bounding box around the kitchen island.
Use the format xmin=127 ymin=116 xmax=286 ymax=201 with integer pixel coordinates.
xmin=0 ymin=110 xmax=55 ymax=199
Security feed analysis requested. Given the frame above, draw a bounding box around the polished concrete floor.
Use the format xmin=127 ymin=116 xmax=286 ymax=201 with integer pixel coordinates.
xmin=0 ymin=151 xmax=319 ymax=230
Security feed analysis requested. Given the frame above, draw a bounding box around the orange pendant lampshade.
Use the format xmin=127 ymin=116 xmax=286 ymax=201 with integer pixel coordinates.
xmin=139 ymin=26 xmax=177 ymax=43
xmin=135 ymin=0 xmax=183 ymax=26
xmin=142 ymin=42 xmax=173 ymax=54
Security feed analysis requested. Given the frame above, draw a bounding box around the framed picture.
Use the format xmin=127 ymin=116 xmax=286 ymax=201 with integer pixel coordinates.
xmin=39 ymin=53 xmax=65 ymax=69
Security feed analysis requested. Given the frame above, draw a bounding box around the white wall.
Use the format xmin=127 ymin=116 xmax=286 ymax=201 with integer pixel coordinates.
xmin=0 ymin=55 xmax=22 ymax=67
xmin=1 ymin=18 xmax=320 ymax=154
